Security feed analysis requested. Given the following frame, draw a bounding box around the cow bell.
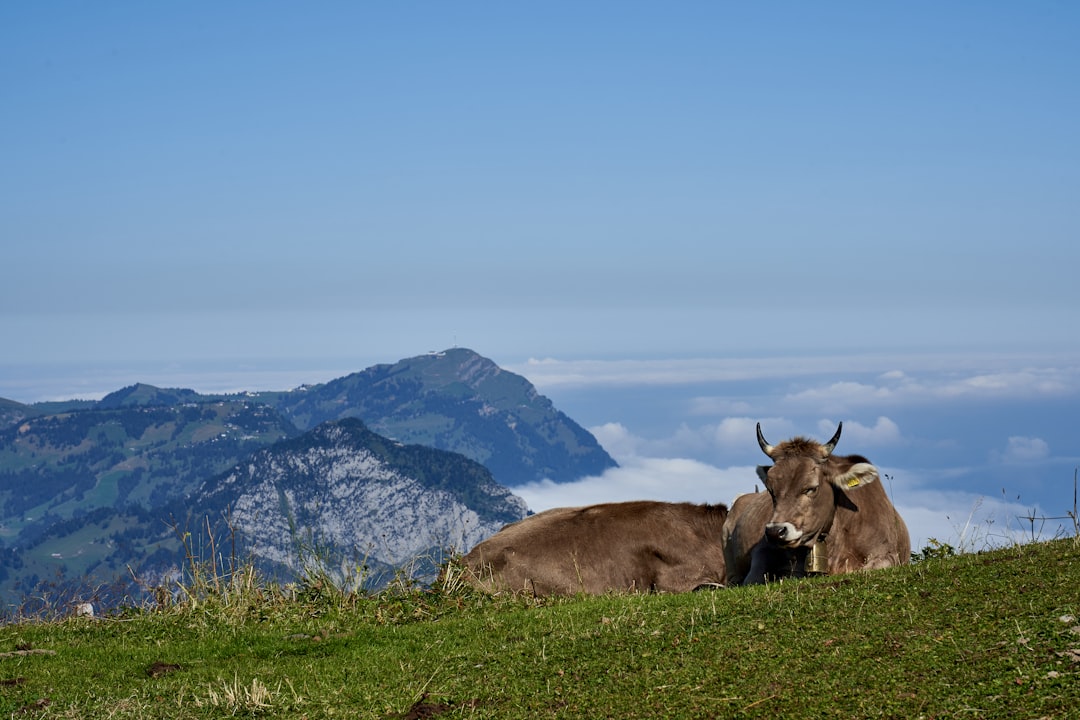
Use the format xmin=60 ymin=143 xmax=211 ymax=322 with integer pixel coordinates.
xmin=806 ymin=540 xmax=829 ymax=575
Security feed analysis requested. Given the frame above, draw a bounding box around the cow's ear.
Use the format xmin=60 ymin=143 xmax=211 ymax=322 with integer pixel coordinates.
xmin=756 ymin=465 xmax=771 ymax=484
xmin=831 ymin=462 xmax=879 ymax=490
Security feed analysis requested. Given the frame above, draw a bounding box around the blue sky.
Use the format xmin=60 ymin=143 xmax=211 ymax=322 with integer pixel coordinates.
xmin=3 ymin=4 xmax=1079 ymax=551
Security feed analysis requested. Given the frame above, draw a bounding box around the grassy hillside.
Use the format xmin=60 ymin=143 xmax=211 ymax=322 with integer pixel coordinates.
xmin=0 ymin=401 xmax=298 ymax=602
xmin=0 ymin=538 xmax=1077 ymax=718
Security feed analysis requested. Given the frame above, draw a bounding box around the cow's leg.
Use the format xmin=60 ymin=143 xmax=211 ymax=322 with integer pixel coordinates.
xmin=742 ymin=541 xmax=772 ymax=585
xmin=743 ymin=542 xmax=808 ymax=584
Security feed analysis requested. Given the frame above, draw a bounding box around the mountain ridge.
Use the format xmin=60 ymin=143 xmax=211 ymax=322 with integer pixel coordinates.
xmin=255 ymin=348 xmax=617 ymax=486
xmin=1 ymin=348 xmax=617 ymax=488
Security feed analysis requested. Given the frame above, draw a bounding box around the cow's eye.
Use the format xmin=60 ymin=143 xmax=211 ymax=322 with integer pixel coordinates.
xmin=803 ymin=487 xmax=817 ymax=496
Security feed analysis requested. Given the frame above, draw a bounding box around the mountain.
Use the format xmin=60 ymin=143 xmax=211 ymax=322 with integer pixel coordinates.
xmin=0 ymin=399 xmax=297 ymax=523
xmin=0 ymin=398 xmax=97 ymax=428
xmin=4 ymin=418 xmax=528 ymax=600
xmin=0 ymin=399 xmax=300 ymax=602
xmin=258 ymin=348 xmax=617 ymax=486
xmin=0 ymin=398 xmax=29 ymax=431
xmin=1 ymin=349 xmax=618 ymax=488
xmin=187 ymin=418 xmax=528 ymax=587
xmin=96 ymin=383 xmax=209 ymax=409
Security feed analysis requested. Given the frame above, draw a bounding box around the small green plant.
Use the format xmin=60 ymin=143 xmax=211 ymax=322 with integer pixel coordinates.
xmin=191 ymin=674 xmax=304 ymax=714
xmin=911 ymin=537 xmax=957 ymax=562
xmin=1069 ymin=467 xmax=1079 ymax=543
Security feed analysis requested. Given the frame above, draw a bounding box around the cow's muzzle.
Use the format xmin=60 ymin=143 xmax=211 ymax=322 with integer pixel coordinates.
xmin=764 ymin=522 xmax=803 ymax=546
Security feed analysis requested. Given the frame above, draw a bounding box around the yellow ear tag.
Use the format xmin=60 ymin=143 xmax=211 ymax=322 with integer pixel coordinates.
xmin=846 ymin=477 xmax=861 ymax=488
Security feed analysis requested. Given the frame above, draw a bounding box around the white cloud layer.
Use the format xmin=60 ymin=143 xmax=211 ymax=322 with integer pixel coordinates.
xmin=514 ymin=356 xmax=899 ymax=389
xmin=819 ymin=416 xmax=904 ymax=447
xmin=994 ymin=436 xmax=1051 ymax=464
xmin=588 ymin=415 xmax=908 ymax=471
xmin=782 ymin=369 xmax=1077 ymax=413
xmin=511 ymin=354 xmax=1080 ymax=394
xmin=512 ymin=458 xmax=755 ymax=513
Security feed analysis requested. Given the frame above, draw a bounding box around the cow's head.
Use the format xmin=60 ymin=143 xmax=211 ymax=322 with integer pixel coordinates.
xmin=755 ymin=422 xmax=879 ymax=548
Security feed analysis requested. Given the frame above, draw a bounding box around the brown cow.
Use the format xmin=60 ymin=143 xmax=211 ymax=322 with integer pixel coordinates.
xmin=459 ymin=500 xmax=729 ymax=595
xmin=723 ymin=422 xmax=910 ymax=585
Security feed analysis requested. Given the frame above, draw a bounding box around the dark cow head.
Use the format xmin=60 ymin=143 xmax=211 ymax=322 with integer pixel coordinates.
xmin=755 ymin=422 xmax=880 ymax=548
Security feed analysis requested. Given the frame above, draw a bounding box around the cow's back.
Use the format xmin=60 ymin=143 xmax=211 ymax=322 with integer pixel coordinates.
xmin=461 ymin=501 xmax=728 ymax=595
xmin=828 ymin=481 xmax=911 ymax=573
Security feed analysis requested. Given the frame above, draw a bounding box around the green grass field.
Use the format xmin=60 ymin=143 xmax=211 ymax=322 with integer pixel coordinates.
xmin=0 ymin=538 xmax=1077 ymax=718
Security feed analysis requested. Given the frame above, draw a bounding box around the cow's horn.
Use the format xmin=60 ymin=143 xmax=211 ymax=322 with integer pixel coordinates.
xmin=756 ymin=423 xmax=776 ymax=459
xmin=822 ymin=422 xmax=843 ymax=456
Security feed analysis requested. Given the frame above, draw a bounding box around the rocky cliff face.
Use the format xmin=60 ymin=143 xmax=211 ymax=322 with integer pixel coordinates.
xmin=194 ymin=419 xmax=528 ymax=586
